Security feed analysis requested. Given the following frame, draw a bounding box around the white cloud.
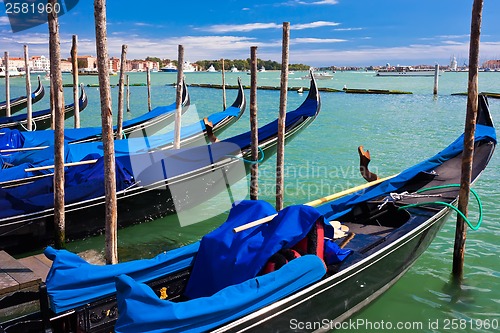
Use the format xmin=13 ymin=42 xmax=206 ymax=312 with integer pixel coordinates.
xmin=442 ymin=40 xmax=465 ymax=45
xmin=292 ymin=37 xmax=346 ymax=44
xmin=293 ymin=21 xmax=340 ymax=30
xmin=284 ymin=0 xmax=338 ymax=5
xmin=201 ymin=21 xmax=340 ymax=33
xmin=437 ymin=34 xmax=470 ymax=39
xmin=202 ymin=23 xmax=280 ymax=33
xmin=0 ymin=16 xmax=10 ymax=26
xmin=334 ymin=27 xmax=363 ymax=32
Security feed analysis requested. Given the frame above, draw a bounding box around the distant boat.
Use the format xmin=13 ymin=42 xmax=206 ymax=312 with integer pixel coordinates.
xmin=448 ymin=56 xmax=458 ymax=72
xmin=160 ymin=63 xmax=177 ymax=72
xmin=182 ymin=61 xmax=196 ymax=72
xmin=376 ymin=65 xmax=442 ymax=77
xmin=0 ymin=67 xmax=23 ymax=78
xmin=206 ymin=64 xmax=217 ymax=72
xmin=230 ymin=66 xmax=239 ymax=73
xmin=259 ymin=66 xmax=266 ymax=72
xmin=301 ymin=70 xmax=333 ymax=80
xmin=160 ymin=62 xmax=196 ymax=73
xmin=30 ymin=68 xmax=47 ymax=74
xmin=78 ymin=68 xmax=117 ymax=76
xmin=78 ymin=68 xmax=99 ymax=75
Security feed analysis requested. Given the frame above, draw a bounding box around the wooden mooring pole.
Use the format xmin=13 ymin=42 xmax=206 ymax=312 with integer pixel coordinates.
xmin=453 ymin=0 xmax=483 ymax=280
xmin=48 ymin=0 xmax=66 ymax=249
xmin=147 ymin=66 xmax=151 ymax=111
xmin=94 ymin=0 xmax=118 ymax=264
xmin=433 ymin=64 xmax=439 ymax=96
xmin=4 ymin=52 xmax=10 ymax=117
xmin=126 ymin=74 xmax=130 ymax=112
xmin=221 ymin=58 xmax=227 ymax=110
xmin=117 ymin=44 xmax=127 ymax=139
xmin=71 ymin=35 xmax=80 ymax=128
xmin=250 ymin=46 xmax=259 ymax=200
xmin=23 ymin=45 xmax=32 ymax=131
xmin=173 ymin=45 xmax=184 ymax=149
xmin=275 ymin=22 xmax=290 ymax=211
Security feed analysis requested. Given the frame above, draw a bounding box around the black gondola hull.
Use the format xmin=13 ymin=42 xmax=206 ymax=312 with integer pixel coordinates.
xmin=216 ymin=210 xmax=449 ymax=332
xmin=0 ymin=112 xmax=315 ymax=253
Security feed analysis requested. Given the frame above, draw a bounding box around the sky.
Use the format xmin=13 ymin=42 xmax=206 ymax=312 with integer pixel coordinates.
xmin=1 ymin=0 xmax=500 ymax=67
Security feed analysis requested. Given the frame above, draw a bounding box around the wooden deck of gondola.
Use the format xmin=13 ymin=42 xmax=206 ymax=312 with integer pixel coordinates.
xmin=0 ymin=251 xmax=47 ymax=320
xmin=0 ymin=251 xmax=48 ymax=296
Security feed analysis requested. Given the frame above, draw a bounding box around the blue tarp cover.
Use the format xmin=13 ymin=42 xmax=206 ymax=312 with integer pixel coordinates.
xmin=43 ymin=200 xmax=325 ymax=317
xmin=0 ymin=105 xmax=240 ymax=167
xmin=0 ymin=101 xmax=177 ymax=150
xmin=115 ymin=255 xmax=326 ymax=333
xmin=0 ymin=155 xmax=135 ymax=219
xmin=184 ymin=200 xmax=323 ymax=299
xmin=44 ymin=242 xmax=199 ymax=313
xmin=0 ymin=129 xmax=25 ymax=151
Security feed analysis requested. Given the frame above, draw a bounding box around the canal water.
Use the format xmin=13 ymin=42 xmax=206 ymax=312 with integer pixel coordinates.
xmin=1 ymin=70 xmax=499 ymax=332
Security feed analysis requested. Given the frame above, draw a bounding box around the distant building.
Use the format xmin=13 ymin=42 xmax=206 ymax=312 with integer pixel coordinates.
xmin=129 ymin=60 xmax=159 ymax=72
xmin=109 ymin=57 xmax=120 ymax=72
xmin=4 ymin=57 xmax=25 ymax=70
xmin=31 ymin=55 xmax=50 ymax=71
xmin=60 ymin=59 xmax=73 ymax=72
xmin=77 ymin=55 xmax=98 ymax=70
xmin=483 ymin=59 xmax=500 ymax=70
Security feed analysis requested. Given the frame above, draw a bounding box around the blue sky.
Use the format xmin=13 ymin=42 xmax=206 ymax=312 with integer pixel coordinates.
xmin=1 ymin=0 xmax=500 ymax=66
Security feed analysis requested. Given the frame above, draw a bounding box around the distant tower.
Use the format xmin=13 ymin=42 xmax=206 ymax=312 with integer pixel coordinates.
xmin=450 ymin=56 xmax=458 ymax=71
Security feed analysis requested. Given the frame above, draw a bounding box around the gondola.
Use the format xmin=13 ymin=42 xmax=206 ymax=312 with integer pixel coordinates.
xmin=0 ymin=79 xmax=190 ymax=148
xmin=1 ymin=94 xmax=493 ymax=333
xmin=0 ymin=78 xmax=245 ymax=170
xmin=0 ymin=76 xmax=45 ymax=117
xmin=0 ymin=84 xmax=87 ymax=131
xmin=0 ymin=76 xmax=320 ymax=254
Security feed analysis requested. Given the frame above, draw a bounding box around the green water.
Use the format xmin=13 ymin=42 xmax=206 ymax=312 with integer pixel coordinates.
xmin=2 ymin=71 xmax=499 ymax=332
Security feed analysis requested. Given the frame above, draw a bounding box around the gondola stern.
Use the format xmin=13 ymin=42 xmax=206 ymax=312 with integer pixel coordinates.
xmin=230 ymin=77 xmax=246 ymax=116
xmin=182 ymin=77 xmax=190 ymax=109
xmin=302 ymin=70 xmax=321 ymax=118
xmin=78 ymin=83 xmax=88 ymax=112
xmin=478 ymin=94 xmax=495 ymax=130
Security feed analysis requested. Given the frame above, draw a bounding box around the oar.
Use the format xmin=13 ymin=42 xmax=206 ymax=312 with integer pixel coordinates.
xmin=24 ymin=159 xmax=98 ymax=172
xmin=233 ymin=174 xmax=397 ymax=233
xmin=0 ymin=146 xmax=49 ymax=153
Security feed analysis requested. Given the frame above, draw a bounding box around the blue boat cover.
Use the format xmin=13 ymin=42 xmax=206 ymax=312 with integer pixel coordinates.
xmin=0 ymin=154 xmax=135 ymax=219
xmin=115 ymin=255 xmax=326 ymax=333
xmin=184 ymin=200 xmax=323 ymax=299
xmin=43 ymin=200 xmax=324 ymax=317
xmin=0 ymin=129 xmax=25 ymax=151
xmin=0 ymin=101 xmax=178 ymax=150
xmin=117 ymin=96 xmax=319 ymax=187
xmin=44 ymin=242 xmax=199 ymax=313
xmin=316 ymin=124 xmax=497 ymax=228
